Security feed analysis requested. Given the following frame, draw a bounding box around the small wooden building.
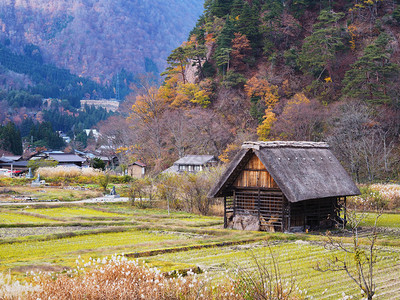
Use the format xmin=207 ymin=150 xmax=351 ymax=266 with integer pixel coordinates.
xmin=127 ymin=161 xmax=146 ymax=178
xmin=208 ymin=141 xmax=360 ymax=232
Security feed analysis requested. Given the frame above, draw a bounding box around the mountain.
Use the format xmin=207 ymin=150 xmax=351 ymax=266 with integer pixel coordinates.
xmin=127 ymin=0 xmax=400 ymax=181
xmin=0 ymin=0 xmax=204 ymax=83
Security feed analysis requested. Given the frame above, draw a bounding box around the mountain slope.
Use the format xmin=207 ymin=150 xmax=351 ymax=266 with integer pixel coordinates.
xmin=126 ymin=0 xmax=400 ymax=181
xmin=0 ymin=0 xmax=204 ymax=82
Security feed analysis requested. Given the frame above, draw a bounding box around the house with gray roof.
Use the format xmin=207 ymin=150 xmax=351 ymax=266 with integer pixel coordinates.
xmin=164 ymin=155 xmax=218 ymax=173
xmin=29 ymin=151 xmax=87 ymax=167
xmin=208 ymin=141 xmax=360 ymax=232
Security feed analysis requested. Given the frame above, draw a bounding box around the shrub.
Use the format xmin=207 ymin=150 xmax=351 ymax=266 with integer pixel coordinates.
xmin=0 ymin=178 xmax=32 ymax=187
xmin=98 ymin=174 xmax=110 ymax=192
xmin=350 ymin=184 xmax=400 ymax=210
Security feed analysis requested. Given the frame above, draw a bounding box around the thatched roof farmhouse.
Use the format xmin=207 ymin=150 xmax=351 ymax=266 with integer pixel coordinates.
xmin=209 ymin=141 xmax=360 ymax=232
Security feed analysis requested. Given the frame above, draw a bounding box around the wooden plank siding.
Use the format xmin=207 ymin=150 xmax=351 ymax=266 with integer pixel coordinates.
xmin=234 ymin=155 xmax=278 ymax=189
xmin=231 ymin=154 xmax=285 ymax=231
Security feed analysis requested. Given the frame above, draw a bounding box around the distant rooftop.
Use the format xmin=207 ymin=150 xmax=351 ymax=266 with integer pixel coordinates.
xmin=174 ymin=155 xmax=217 ymax=165
xmin=242 ymin=141 xmax=329 ymax=150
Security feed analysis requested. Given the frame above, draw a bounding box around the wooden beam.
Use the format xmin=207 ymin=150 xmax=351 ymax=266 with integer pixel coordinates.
xmin=224 ymin=196 xmax=227 ymax=228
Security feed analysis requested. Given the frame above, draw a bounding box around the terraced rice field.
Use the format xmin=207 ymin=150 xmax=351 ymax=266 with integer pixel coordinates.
xmin=145 ymin=240 xmax=400 ymax=299
xmin=0 ymin=211 xmax=58 ymax=224
xmin=24 ymin=207 xmax=129 ymax=220
xmin=0 ymin=203 xmax=399 ymax=299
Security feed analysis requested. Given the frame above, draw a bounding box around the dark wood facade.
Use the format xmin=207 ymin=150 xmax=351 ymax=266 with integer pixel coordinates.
xmin=223 ymin=154 xmax=344 ymax=232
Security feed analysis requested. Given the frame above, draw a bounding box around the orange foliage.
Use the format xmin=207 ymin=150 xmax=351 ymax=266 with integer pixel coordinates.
xmin=244 ymin=76 xmax=279 ymax=107
xmin=230 ymin=33 xmax=252 ymax=72
xmin=130 ymin=87 xmax=166 ymax=123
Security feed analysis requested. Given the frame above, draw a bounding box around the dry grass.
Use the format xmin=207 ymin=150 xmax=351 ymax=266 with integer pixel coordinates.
xmin=37 ymin=166 xmax=101 ymax=178
xmin=28 ymin=255 xmax=237 ymax=300
xmin=0 ymin=273 xmax=38 ymax=299
xmin=26 ymin=254 xmax=305 ymax=300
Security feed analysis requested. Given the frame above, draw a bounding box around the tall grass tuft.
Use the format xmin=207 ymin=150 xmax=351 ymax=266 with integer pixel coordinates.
xmin=37 ymin=166 xmax=101 ymax=178
xmin=0 ymin=273 xmax=38 ymax=299
xmin=28 ymin=254 xmax=239 ymax=299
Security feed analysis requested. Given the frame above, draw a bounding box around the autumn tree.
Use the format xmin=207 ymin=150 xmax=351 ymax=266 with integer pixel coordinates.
xmin=129 ymin=85 xmax=167 ymax=171
xmin=245 ymin=76 xmax=279 ymax=122
xmin=244 ymin=76 xmax=279 ymax=140
xmin=230 ymin=33 xmax=252 ymax=72
xmin=271 ymin=93 xmax=326 ymax=141
xmin=97 ymin=116 xmax=134 ymax=171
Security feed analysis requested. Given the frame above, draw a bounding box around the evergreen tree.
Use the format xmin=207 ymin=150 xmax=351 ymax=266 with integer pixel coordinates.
xmin=236 ymin=2 xmax=263 ymax=52
xmin=342 ymin=33 xmax=400 ymax=104
xmin=0 ymin=122 xmax=23 ymax=155
xmin=298 ymin=9 xmax=345 ymax=79
xmin=209 ymin=0 xmax=233 ymax=18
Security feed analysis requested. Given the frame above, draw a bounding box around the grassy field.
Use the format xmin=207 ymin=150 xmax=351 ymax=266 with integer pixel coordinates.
xmin=0 ymin=202 xmax=399 ymax=299
xmin=0 ymin=186 xmax=102 ymax=202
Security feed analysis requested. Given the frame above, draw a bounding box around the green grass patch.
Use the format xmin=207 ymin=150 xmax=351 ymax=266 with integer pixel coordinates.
xmin=360 ymin=212 xmax=400 ymax=228
xmin=0 ymin=212 xmax=56 ymax=224
xmin=0 ymin=229 xmax=200 ymax=272
xmin=23 ymin=207 xmax=129 ymax=220
xmin=145 ymin=240 xmax=400 ymax=299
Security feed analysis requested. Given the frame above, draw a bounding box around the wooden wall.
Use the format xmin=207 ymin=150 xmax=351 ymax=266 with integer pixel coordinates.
xmin=234 ymin=154 xmax=278 ymax=189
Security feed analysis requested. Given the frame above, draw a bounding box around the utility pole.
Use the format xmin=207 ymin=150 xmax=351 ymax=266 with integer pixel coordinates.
xmin=116 ymin=72 xmax=120 ymax=101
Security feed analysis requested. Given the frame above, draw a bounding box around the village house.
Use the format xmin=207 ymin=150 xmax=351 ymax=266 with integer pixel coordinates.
xmin=164 ymin=155 xmax=218 ymax=173
xmin=127 ymin=161 xmax=146 ymax=178
xmin=208 ymin=141 xmax=360 ymax=232
xmin=29 ymin=151 xmax=87 ymax=167
xmin=0 ymin=155 xmax=28 ymax=175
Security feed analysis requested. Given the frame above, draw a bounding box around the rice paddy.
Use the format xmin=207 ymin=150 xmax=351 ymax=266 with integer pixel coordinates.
xmin=0 ymin=201 xmax=399 ymax=299
xmin=0 ymin=211 xmax=58 ymax=224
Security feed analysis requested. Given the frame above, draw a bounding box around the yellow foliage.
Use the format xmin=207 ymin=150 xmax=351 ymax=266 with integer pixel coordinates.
xmin=244 ymin=76 xmax=279 ymax=107
xmin=219 ymin=143 xmax=240 ymax=163
xmin=286 ymin=92 xmax=310 ymax=108
xmin=131 ymin=87 xmax=165 ymax=123
xmin=257 ymin=107 xmax=277 ymax=141
xmin=192 ymin=90 xmax=211 ymax=108
xmin=162 ymin=82 xmax=210 ymax=108
xmin=347 ymin=24 xmax=358 ymax=51
xmin=158 ymin=75 xmax=179 ymax=104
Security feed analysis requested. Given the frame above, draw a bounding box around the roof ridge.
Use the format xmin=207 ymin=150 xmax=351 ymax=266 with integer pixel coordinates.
xmin=242 ymin=141 xmax=329 ymax=150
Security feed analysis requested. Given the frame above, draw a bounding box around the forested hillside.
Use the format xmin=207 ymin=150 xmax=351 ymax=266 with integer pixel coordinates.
xmin=0 ymin=0 xmax=204 ymax=82
xmin=126 ymin=0 xmax=400 ymax=182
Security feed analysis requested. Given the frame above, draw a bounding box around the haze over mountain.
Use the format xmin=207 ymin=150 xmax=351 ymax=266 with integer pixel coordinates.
xmin=0 ymin=0 xmax=204 ymax=83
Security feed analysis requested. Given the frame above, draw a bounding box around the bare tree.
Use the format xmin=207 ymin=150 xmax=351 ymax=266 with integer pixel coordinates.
xmin=315 ymin=211 xmax=381 ymax=300
xmin=327 ymin=101 xmax=397 ymax=182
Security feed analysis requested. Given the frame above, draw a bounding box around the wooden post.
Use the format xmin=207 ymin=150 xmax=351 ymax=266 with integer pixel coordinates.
xmin=233 ymin=190 xmax=236 ymax=217
xmin=257 ymin=189 xmax=261 ymax=224
xmin=344 ymin=196 xmax=347 ymax=229
xmin=288 ymin=202 xmax=291 ymax=231
xmin=224 ymin=196 xmax=227 ymax=228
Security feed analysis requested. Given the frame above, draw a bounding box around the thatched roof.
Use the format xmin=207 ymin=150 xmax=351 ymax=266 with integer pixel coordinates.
xmin=208 ymin=141 xmax=360 ymax=203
